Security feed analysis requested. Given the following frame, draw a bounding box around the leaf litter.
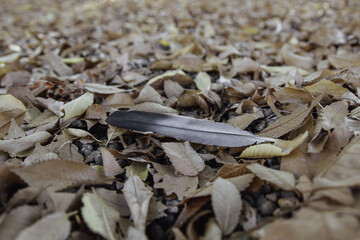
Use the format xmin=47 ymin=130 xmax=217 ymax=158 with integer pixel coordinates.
xmin=0 ymin=0 xmax=360 ymax=239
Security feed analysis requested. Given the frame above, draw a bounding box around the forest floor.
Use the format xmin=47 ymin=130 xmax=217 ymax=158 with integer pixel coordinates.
xmin=1 ymin=0 xmax=360 ymax=239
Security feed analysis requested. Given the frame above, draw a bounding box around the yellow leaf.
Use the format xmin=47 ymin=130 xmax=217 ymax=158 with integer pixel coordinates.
xmin=239 ymin=131 xmax=308 ymax=158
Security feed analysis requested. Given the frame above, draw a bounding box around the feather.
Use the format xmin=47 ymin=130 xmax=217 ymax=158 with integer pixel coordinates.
xmin=106 ymin=110 xmax=274 ymax=147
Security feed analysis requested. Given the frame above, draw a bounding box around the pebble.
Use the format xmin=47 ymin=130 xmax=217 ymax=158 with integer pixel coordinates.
xmin=260 ymin=200 xmax=276 ymax=216
xmin=80 ymin=144 xmax=93 ymax=157
xmin=280 ymin=191 xmax=296 ymax=198
xmin=69 ymin=120 xmax=87 ymax=130
xmin=94 ymin=152 xmax=102 ymax=165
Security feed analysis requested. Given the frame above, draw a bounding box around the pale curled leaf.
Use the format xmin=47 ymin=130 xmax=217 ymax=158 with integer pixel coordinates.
xmin=84 ymin=83 xmax=127 ymax=94
xmin=123 ymin=175 xmax=153 ymax=232
xmin=11 ymin=160 xmax=108 ymax=191
xmin=194 ymin=71 xmax=211 ymax=90
xmin=240 ymin=131 xmax=308 ymax=158
xmin=106 ymin=111 xmax=273 ymax=147
xmin=246 ymin=163 xmax=295 ymax=190
xmin=0 ymin=131 xmax=52 ymax=155
xmin=162 ymin=141 xmax=205 ymax=176
xmin=147 ymin=69 xmax=192 ymax=88
xmin=212 ymin=177 xmax=242 ymax=235
xmin=81 ymin=192 xmax=119 ymax=240
xmin=63 ymin=92 xmax=94 ymax=121
xmin=15 ymin=212 xmax=70 ymax=240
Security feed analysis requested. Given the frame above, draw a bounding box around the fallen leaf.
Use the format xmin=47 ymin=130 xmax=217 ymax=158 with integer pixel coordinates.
xmin=212 ymin=177 xmax=242 ymax=235
xmin=3 ymin=118 xmax=25 ymax=140
xmin=11 ymin=160 xmax=108 ymax=191
xmin=123 ymin=175 xmax=153 ymax=232
xmin=303 ymin=79 xmax=348 ymax=98
xmin=153 ymin=163 xmax=198 ymax=200
xmin=246 ymin=163 xmax=295 ymax=190
xmin=240 ymin=131 xmax=308 ymax=158
xmin=81 ymin=191 xmax=120 ymax=240
xmin=63 ymin=92 xmax=94 ymax=121
xmin=259 ymin=96 xmax=321 ymax=137
xmin=36 ymin=97 xmax=64 ymax=117
xmin=130 ymin=102 xmax=179 ymax=114
xmin=84 ymin=83 xmax=127 ymax=94
xmin=258 ymin=208 xmax=360 ymax=240
xmin=0 ymin=205 xmax=42 ymax=240
xmin=147 ymin=69 xmax=192 ymax=88
xmin=162 ymin=141 xmax=205 ymax=176
xmin=23 ymin=143 xmax=59 ymax=166
xmin=134 ymin=85 xmax=163 ymax=104
xmin=319 ymin=100 xmax=348 ymax=131
xmin=0 ymin=131 xmax=52 ymax=155
xmin=194 ymin=72 xmax=211 ymax=90
xmin=44 ymin=52 xmax=73 ymax=76
xmin=164 ymin=80 xmax=184 ymax=98
xmin=15 ymin=212 xmax=71 ymax=240
xmin=1 ymin=71 xmax=30 ymax=88
xmin=101 ymin=148 xmax=123 ymax=177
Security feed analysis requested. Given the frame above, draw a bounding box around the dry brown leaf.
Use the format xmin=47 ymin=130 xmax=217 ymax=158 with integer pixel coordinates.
xmin=258 ymin=208 xmax=360 ymax=240
xmin=23 ymin=143 xmax=59 ymax=166
xmin=11 ymin=160 xmax=108 ymax=191
xmin=320 ymin=135 xmax=360 ymax=181
xmin=212 ymin=177 xmax=242 ymax=235
xmin=0 ymin=131 xmax=52 ymax=155
xmin=101 ymin=93 xmax=134 ymax=109
xmin=0 ymin=205 xmax=42 ymax=240
xmin=134 ymin=84 xmax=163 ymax=104
xmin=259 ymin=96 xmax=321 ymax=137
xmin=191 ymin=174 xmax=254 ymax=198
xmin=15 ymin=212 xmax=71 ymax=240
xmin=153 ymin=164 xmax=198 ymax=200
xmin=58 ymin=143 xmax=84 ymax=163
xmin=303 ymin=79 xmax=348 ymax=98
xmin=0 ymin=71 xmax=30 ymax=88
xmin=319 ymin=100 xmax=348 ymax=131
xmin=164 ymin=80 xmax=184 ymax=98
xmin=246 ymin=163 xmax=295 ymax=190
xmin=227 ymin=111 xmax=264 ymax=130
xmin=84 ymin=83 xmax=127 ymax=94
xmin=216 ymin=163 xmax=248 ymax=179
xmin=129 ymin=102 xmax=179 ymax=114
xmin=123 ymin=175 xmax=153 ymax=232
xmin=100 ymin=148 xmax=124 ymax=177
xmin=44 ymin=52 xmax=73 ymax=76
xmin=36 ymin=97 xmax=64 ymax=117
xmin=85 ymin=104 xmax=107 ymax=121
xmin=3 ymin=118 xmax=25 ymax=140
xmin=27 ymin=110 xmax=59 ymax=128
xmin=162 ymin=141 xmax=205 ymax=176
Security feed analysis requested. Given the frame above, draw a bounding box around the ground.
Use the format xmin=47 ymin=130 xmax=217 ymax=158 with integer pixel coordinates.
xmin=0 ymin=0 xmax=360 ymax=239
